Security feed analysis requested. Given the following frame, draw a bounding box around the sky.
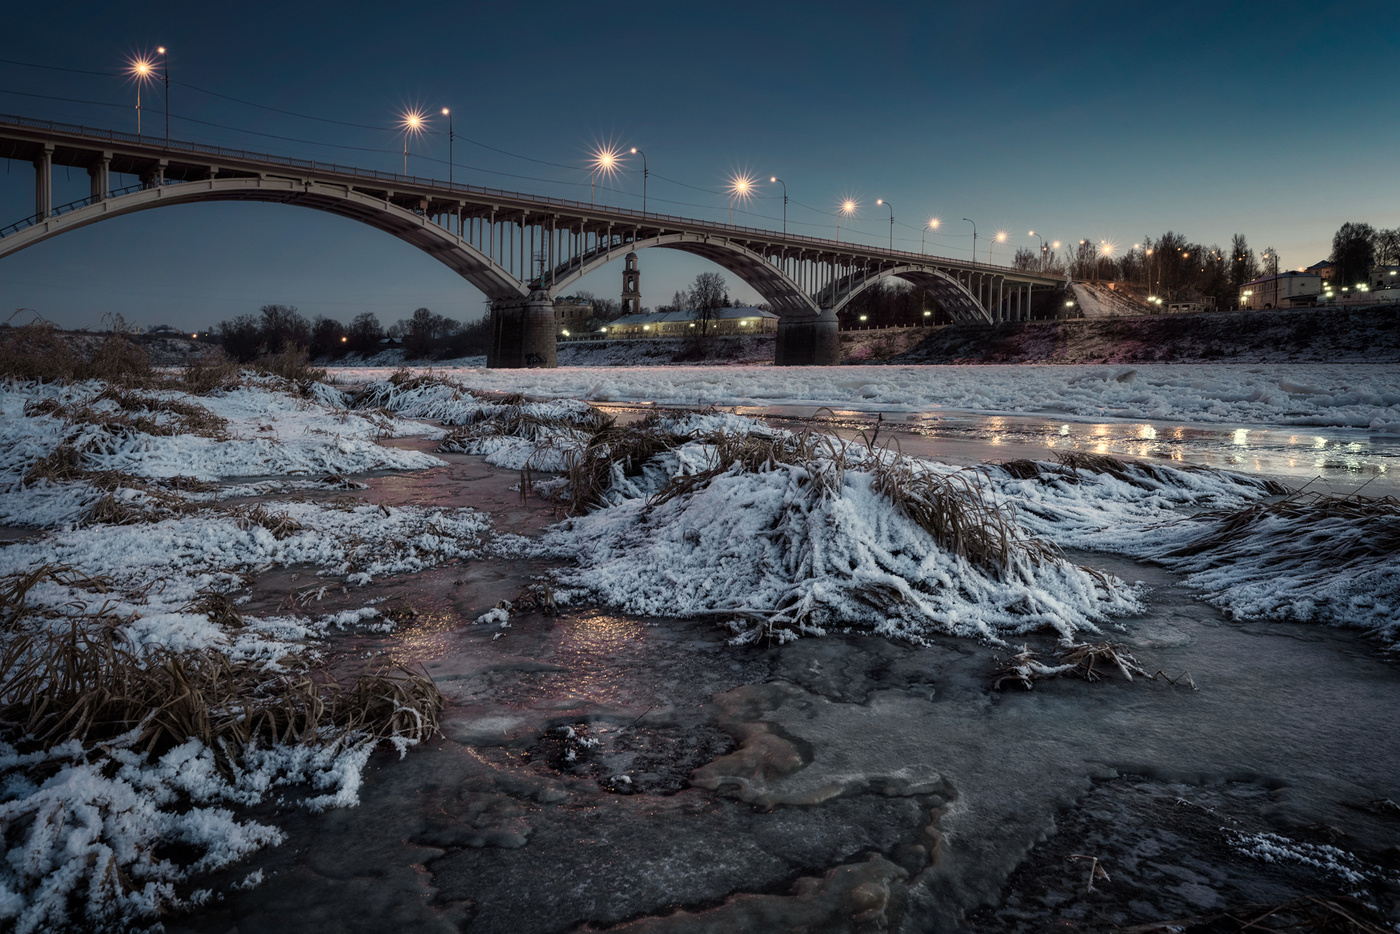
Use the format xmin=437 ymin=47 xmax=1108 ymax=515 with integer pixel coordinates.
xmin=0 ymin=0 xmax=1395 ymax=331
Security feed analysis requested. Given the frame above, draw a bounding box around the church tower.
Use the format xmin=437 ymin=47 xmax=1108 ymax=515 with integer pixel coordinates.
xmin=620 ymin=251 xmax=641 ymax=314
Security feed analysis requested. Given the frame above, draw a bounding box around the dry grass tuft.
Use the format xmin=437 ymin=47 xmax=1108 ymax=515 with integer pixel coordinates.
xmin=256 ymin=342 xmax=327 ymax=385
xmin=25 ymin=389 xmax=229 ymax=440
xmin=1165 ymin=491 xmax=1400 ymax=566
xmin=179 ymin=351 xmax=246 ymax=393
xmin=184 ymin=591 xmax=245 ymax=628
xmin=0 ymin=624 xmax=441 ymax=773
xmin=1056 ymin=450 xmax=1290 ymax=495
xmin=1 ymin=564 xmax=114 ymax=629
xmin=0 ymin=324 xmax=152 ymax=384
xmin=565 ymin=424 xmax=683 ymax=514
xmin=231 ymin=504 xmax=305 ymax=540
xmin=875 ymin=458 xmax=1056 ymax=578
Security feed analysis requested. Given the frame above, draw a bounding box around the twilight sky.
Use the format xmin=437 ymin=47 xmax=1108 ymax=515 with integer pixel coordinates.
xmin=1 ymin=0 xmax=1395 ymax=331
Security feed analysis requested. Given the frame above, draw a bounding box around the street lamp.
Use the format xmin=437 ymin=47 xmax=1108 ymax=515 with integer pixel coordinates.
xmin=128 ymin=55 xmax=157 ymax=135
xmin=922 ymin=218 xmax=940 ymax=254
xmin=727 ymin=173 xmax=756 ymax=224
xmin=631 ymin=147 xmax=649 ymax=214
xmin=1029 ymin=230 xmax=1045 ymax=272
xmin=442 ymin=108 xmax=453 ymax=186
xmin=589 ymin=145 xmax=622 ymax=206
xmin=157 ymin=47 xmax=169 ymax=147
xmin=962 ymin=218 xmax=977 ymax=263
xmin=992 ymin=231 xmax=1007 ymax=263
xmin=837 ymin=199 xmax=856 ymax=241
xmin=399 ymin=109 xmax=427 ymax=176
xmin=770 ymin=176 xmax=787 ymax=236
xmin=876 ymin=199 xmax=894 ymax=250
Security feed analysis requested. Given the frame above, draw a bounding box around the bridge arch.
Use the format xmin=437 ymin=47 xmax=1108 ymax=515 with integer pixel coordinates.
xmin=0 ymin=177 xmax=530 ymax=303
xmin=542 ymin=232 xmax=819 ymax=316
xmin=820 ymin=265 xmax=993 ymax=323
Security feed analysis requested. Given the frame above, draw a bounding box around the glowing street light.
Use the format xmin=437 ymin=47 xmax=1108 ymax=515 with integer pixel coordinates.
xmin=726 ymin=172 xmax=757 ymax=224
xmin=992 ymin=230 xmax=1007 ymax=263
xmin=156 ymin=47 xmax=169 ymax=147
xmin=837 ymin=199 xmax=857 ymax=241
xmin=589 ymin=144 xmax=623 ymax=206
xmin=441 ymin=108 xmax=454 ymax=186
xmin=922 ymin=218 xmax=940 ymax=254
xmin=876 ymin=198 xmax=894 ymax=250
xmin=128 ymin=55 xmax=157 ymax=135
xmin=1029 ymin=230 xmax=1045 ymax=271
xmin=770 ymin=176 xmax=788 ymax=235
xmin=399 ymin=109 xmax=428 ymax=176
xmin=630 ymin=147 xmax=649 ymax=214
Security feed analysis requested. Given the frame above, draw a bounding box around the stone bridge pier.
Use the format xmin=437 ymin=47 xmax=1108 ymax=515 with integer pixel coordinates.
xmin=774 ymin=307 xmax=840 ymax=366
xmin=487 ymin=290 xmax=556 ymax=369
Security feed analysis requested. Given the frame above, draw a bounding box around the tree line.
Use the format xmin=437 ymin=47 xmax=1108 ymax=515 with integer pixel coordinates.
xmin=215 ymin=306 xmax=491 ymax=362
xmin=1008 ymin=221 xmax=1397 ymax=309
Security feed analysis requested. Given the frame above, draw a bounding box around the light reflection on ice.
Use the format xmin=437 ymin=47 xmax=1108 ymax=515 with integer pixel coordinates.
xmin=1232 ymin=429 xmax=1249 ymax=446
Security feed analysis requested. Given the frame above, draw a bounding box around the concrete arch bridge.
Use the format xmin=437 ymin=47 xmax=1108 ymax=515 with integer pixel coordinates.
xmin=0 ymin=114 xmax=1060 ymax=367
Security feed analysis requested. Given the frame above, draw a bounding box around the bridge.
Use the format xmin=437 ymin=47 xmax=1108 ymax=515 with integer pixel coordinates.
xmin=0 ymin=113 xmax=1061 ymax=367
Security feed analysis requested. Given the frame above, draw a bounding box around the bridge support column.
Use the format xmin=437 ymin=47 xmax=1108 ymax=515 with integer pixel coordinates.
xmin=775 ymin=307 xmax=840 ymax=366
xmin=487 ymin=289 xmax=557 ymax=369
xmin=88 ymin=152 xmax=111 ymax=202
xmin=33 ymin=143 xmax=53 ymax=219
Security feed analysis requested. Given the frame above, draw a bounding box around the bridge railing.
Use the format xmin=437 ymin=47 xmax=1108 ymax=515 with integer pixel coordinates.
xmin=0 ymin=182 xmax=146 ymax=238
xmin=0 ymin=113 xmax=1047 ymax=279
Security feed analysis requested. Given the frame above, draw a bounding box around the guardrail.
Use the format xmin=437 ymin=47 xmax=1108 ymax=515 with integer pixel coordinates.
xmin=0 ymin=182 xmax=145 ymax=238
xmin=0 ymin=113 xmax=1051 ymax=279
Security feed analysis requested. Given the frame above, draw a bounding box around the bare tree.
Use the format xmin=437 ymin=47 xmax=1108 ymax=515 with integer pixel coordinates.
xmin=690 ymin=272 xmax=728 ymax=338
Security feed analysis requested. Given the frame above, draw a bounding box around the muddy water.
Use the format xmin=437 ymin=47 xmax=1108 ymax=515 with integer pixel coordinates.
xmin=173 ymin=429 xmax=1400 ymax=934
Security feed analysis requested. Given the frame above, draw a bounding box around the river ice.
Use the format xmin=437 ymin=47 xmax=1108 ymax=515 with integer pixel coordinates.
xmin=1 ymin=364 xmax=1396 ymax=932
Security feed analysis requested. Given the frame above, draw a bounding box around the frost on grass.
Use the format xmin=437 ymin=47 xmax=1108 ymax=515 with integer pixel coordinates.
xmin=0 ymin=374 xmax=484 ymax=930
xmin=518 ymin=426 xmax=1140 ymax=645
xmin=0 ymin=378 xmax=444 ymax=529
xmin=1156 ymin=492 xmax=1400 ymax=649
xmin=0 ymin=493 xmax=470 ymax=930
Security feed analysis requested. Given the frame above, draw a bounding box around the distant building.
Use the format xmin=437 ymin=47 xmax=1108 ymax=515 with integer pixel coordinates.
xmin=1239 ymin=271 xmax=1322 ymax=310
xmin=1368 ymin=265 xmax=1399 ymax=290
xmin=601 ymin=306 xmax=779 ymax=339
xmin=1304 ymin=259 xmax=1336 ymax=281
xmin=620 ymin=252 xmax=642 ymax=315
xmin=1166 ymin=298 xmax=1215 ymax=314
xmin=553 ymin=296 xmax=593 ymax=336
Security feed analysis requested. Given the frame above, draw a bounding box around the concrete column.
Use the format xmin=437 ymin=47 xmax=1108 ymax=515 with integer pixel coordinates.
xmin=34 ymin=143 xmax=53 ymax=218
xmin=487 ymin=289 xmax=557 ymax=369
xmin=775 ymin=307 xmax=840 ymax=366
xmin=88 ymin=152 xmax=112 ymax=202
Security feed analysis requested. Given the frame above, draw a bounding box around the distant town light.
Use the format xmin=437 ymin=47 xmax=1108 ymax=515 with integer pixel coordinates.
xmin=340 ymin=335 xmax=347 ymax=342
xmin=191 ymin=333 xmax=198 ymax=339
xmin=859 ymin=315 xmax=868 ymax=321
xmin=562 ymin=329 xmax=570 ymax=336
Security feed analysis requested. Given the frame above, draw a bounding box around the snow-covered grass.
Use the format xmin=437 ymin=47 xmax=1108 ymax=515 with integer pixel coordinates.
xmin=333 ymin=362 xmax=1400 ymax=431
xmin=1152 ymin=493 xmax=1400 ymax=649
xmin=0 ymin=374 xmax=485 ymax=931
xmin=0 ymin=378 xmax=446 ymax=529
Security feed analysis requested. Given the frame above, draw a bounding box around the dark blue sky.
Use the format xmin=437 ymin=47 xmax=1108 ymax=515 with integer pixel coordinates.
xmin=1 ymin=0 xmax=1394 ymax=330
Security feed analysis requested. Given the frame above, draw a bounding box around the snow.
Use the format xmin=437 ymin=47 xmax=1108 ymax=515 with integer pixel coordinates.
xmin=332 ymin=362 xmax=1400 ymax=430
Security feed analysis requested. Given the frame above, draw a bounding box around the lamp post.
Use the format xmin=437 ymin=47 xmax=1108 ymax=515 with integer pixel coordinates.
xmin=1029 ymin=230 xmax=1045 ymax=272
xmin=962 ymin=218 xmax=977 ymax=263
xmin=157 ymin=47 xmax=169 ymax=148
xmin=922 ymin=218 xmax=939 ymax=254
xmin=992 ymin=231 xmax=1007 ymax=264
xmin=630 ymin=148 xmax=648 ymax=214
xmin=128 ymin=56 xmax=156 ymax=135
xmin=770 ymin=176 xmax=787 ymax=236
xmin=589 ymin=145 xmax=621 ymax=206
xmin=837 ymin=200 xmax=856 ymax=241
xmin=441 ymin=108 xmax=453 ymax=186
xmin=726 ymin=173 xmax=755 ymax=224
xmin=875 ymin=199 xmax=894 ymax=250
xmin=399 ymin=109 xmax=426 ymax=176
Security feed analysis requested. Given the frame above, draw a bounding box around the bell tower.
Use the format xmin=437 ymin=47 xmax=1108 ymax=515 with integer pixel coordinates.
xmin=621 ymin=251 xmax=641 ymax=314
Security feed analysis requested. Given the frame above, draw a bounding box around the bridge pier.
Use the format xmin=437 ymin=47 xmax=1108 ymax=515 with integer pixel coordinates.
xmin=774 ymin=307 xmax=840 ymax=366
xmin=487 ymin=290 xmax=557 ymax=368
xmin=33 ymin=143 xmax=53 ymax=219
